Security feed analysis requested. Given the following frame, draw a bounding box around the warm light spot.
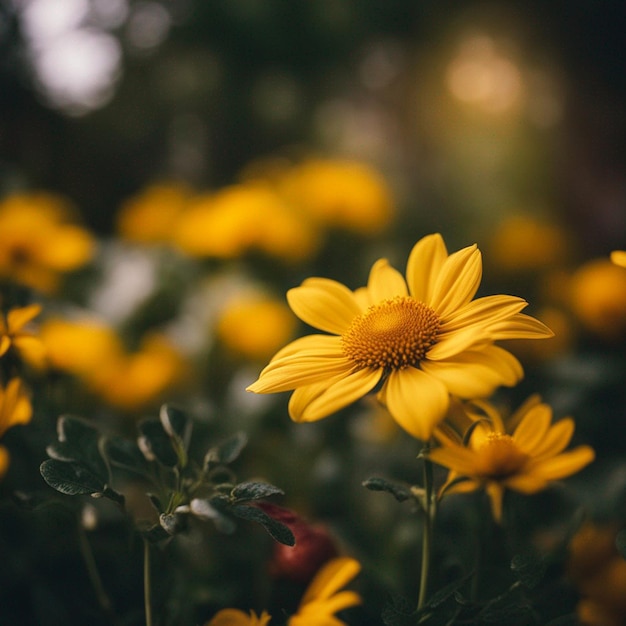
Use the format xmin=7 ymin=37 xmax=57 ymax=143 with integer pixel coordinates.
xmin=476 ymin=433 xmax=529 ymax=478
xmin=342 ymin=296 xmax=440 ymax=369
xmin=445 ymin=35 xmax=523 ymax=114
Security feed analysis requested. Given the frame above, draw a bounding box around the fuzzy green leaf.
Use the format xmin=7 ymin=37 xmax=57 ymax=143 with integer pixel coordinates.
xmin=231 ymin=481 xmax=284 ymax=502
xmin=362 ymin=477 xmax=412 ymax=502
xmin=138 ymin=418 xmax=177 ymax=467
xmin=40 ymin=459 xmax=106 ymax=496
xmin=159 ymin=404 xmax=189 ymax=440
xmin=230 ymin=504 xmax=295 ymax=546
xmin=204 ymin=432 xmax=248 ymax=469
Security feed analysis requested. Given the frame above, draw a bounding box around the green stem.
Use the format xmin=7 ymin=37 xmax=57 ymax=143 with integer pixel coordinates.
xmin=144 ymin=539 xmax=153 ymax=626
xmin=418 ymin=452 xmax=435 ymax=611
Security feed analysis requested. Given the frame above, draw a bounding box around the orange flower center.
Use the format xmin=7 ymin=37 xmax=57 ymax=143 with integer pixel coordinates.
xmin=341 ymin=296 xmax=440 ymax=369
xmin=476 ymin=433 xmax=529 ymax=479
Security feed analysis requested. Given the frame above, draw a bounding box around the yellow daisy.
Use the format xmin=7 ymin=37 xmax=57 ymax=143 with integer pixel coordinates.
xmin=0 ymin=378 xmax=33 ymax=478
xmin=288 ymin=557 xmax=361 ymax=626
xmin=205 ymin=557 xmax=361 ymax=626
xmin=0 ymin=304 xmax=47 ymax=370
xmin=247 ymin=233 xmax=553 ymax=440
xmin=429 ymin=397 xmax=595 ymax=521
xmin=611 ymin=250 xmax=626 ymax=268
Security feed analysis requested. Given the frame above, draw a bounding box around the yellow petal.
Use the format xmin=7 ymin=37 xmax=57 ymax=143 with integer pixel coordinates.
xmin=287 ymin=279 xmax=361 ymax=335
xmin=247 ymin=350 xmax=353 ymax=394
xmin=0 ymin=336 xmax=10 ymax=357
xmin=301 ymin=557 xmax=361 ymax=605
xmin=441 ymin=295 xmax=527 ymax=333
xmin=503 ymin=473 xmax=549 ymax=494
xmin=610 ymin=250 xmax=626 ymax=268
xmin=290 ymin=367 xmax=382 ymax=422
xmin=381 ymin=367 xmax=449 ymax=440
xmin=526 ymin=417 xmax=575 ymax=459
xmin=206 ymin=608 xmax=271 ymax=626
xmin=511 ymin=404 xmax=553 ymax=453
xmin=427 ymin=326 xmax=489 ymax=360
xmin=0 ymin=446 xmax=9 ymax=478
xmin=421 ymin=346 xmax=523 ymax=398
xmin=13 ymin=336 xmax=48 ymax=370
xmin=488 ymin=313 xmax=554 ymax=340
xmin=367 ymin=259 xmax=408 ymax=301
xmin=486 ymin=482 xmax=505 ymax=522
xmin=406 ymin=233 xmax=448 ymax=302
xmin=7 ymin=303 xmax=42 ymax=332
xmin=39 ymin=227 xmax=95 ymax=270
xmin=526 ymin=446 xmax=595 ymax=481
xmin=268 ymin=335 xmax=343 ymax=362
xmin=429 ymin=245 xmax=482 ymax=318
xmin=428 ymin=444 xmax=480 ymax=476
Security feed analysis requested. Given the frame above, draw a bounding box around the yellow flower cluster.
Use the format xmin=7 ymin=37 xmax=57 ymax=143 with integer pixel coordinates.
xmin=115 ymin=158 xmax=395 ymax=263
xmin=40 ymin=319 xmax=186 ymax=412
xmin=206 ymin=557 xmax=361 ymax=626
xmin=0 ymin=192 xmax=95 ymax=293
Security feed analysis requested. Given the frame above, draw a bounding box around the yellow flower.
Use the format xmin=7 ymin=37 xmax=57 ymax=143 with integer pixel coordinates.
xmin=429 ymin=397 xmax=595 ymax=521
xmin=116 ymin=182 xmax=192 ymax=244
xmin=205 ymin=557 xmax=361 ymax=626
xmin=278 ymin=158 xmax=394 ymax=235
xmin=174 ymin=183 xmax=320 ymax=262
xmin=288 ymin=557 xmax=361 ymax=626
xmin=569 ymin=259 xmax=626 ymax=339
xmin=206 ymin=609 xmax=272 ymax=626
xmin=216 ymin=293 xmax=297 ymax=362
xmin=0 ymin=304 xmax=47 ymax=369
xmin=0 ymin=192 xmax=95 ymax=293
xmin=611 ymin=250 xmax=626 ymax=268
xmin=0 ymin=378 xmax=33 ymax=478
xmin=247 ymin=233 xmax=553 ymax=440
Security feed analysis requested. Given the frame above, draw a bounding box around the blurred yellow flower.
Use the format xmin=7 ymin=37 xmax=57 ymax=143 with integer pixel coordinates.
xmin=216 ymin=293 xmax=297 ymax=362
xmin=487 ymin=214 xmax=571 ymax=274
xmin=288 ymin=556 xmax=361 ymax=626
xmin=569 ymin=259 xmax=626 ymax=339
xmin=248 ymin=233 xmax=553 ymax=441
xmin=278 ymin=158 xmax=394 ymax=235
xmin=0 ymin=304 xmax=47 ymax=369
xmin=116 ymin=182 xmax=192 ymax=244
xmin=0 ymin=378 xmax=33 ymax=478
xmin=611 ymin=250 xmax=626 ymax=268
xmin=567 ymin=522 xmax=626 ymax=626
xmin=40 ymin=318 xmax=123 ymax=377
xmin=205 ymin=557 xmax=361 ymax=626
xmin=174 ymin=183 xmax=320 ymax=262
xmin=0 ymin=192 xmax=95 ymax=293
xmin=206 ymin=609 xmax=271 ymax=626
xmin=429 ymin=396 xmax=595 ymax=521
xmin=88 ymin=333 xmax=187 ymax=412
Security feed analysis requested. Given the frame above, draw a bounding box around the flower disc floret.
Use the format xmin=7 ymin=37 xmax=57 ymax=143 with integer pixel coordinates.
xmin=341 ymin=296 xmax=440 ymax=369
xmin=476 ymin=433 xmax=529 ymax=479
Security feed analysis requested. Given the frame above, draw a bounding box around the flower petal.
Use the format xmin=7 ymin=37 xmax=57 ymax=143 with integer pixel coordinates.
xmin=427 ymin=326 xmax=489 ymax=360
xmin=7 ymin=304 xmax=42 ymax=332
xmin=247 ymin=347 xmax=354 ymax=394
xmin=531 ymin=418 xmax=575 ymax=458
xmin=287 ymin=278 xmax=361 ymax=334
xmin=300 ymin=557 xmax=361 ymax=604
xmin=429 ymin=245 xmax=482 ymax=318
xmin=488 ymin=313 xmax=554 ymax=340
xmin=289 ymin=367 xmax=382 ymax=422
xmin=381 ymin=367 xmax=449 ymax=440
xmin=486 ymin=482 xmax=505 ymax=522
xmin=441 ymin=295 xmax=527 ymax=334
xmin=406 ymin=233 xmax=448 ymax=302
xmin=428 ymin=444 xmax=480 ymax=476
xmin=367 ymin=259 xmax=408 ymax=301
xmin=269 ymin=335 xmax=343 ymax=361
xmin=525 ymin=446 xmax=595 ymax=481
xmin=511 ymin=404 xmax=553 ymax=453
xmin=420 ymin=346 xmax=523 ymax=398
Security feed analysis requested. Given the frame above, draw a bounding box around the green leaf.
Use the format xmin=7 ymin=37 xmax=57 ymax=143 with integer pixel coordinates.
xmin=105 ymin=437 xmax=153 ymax=478
xmin=47 ymin=415 xmax=108 ymax=477
xmin=230 ymin=504 xmax=295 ymax=546
xmin=511 ymin=551 xmax=546 ymax=589
xmin=40 ymin=459 xmax=106 ymax=496
xmin=204 ymin=432 xmax=248 ymax=469
xmin=159 ymin=404 xmax=189 ymax=440
xmin=231 ymin=481 xmax=284 ymax=502
xmin=159 ymin=512 xmax=187 ymax=535
xmin=362 ymin=477 xmax=412 ymax=502
xmin=138 ymin=418 xmax=177 ymax=467
xmin=140 ymin=523 xmax=172 ymax=544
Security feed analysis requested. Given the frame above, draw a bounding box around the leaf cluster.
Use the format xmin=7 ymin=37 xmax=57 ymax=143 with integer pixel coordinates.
xmin=40 ymin=404 xmax=294 ymax=546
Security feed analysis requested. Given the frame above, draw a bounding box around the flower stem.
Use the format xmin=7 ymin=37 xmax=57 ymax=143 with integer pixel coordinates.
xmin=144 ymin=539 xmax=153 ymax=626
xmin=418 ymin=451 xmax=435 ymax=611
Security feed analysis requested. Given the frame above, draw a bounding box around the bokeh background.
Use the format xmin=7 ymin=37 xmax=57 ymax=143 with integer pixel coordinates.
xmin=1 ymin=1 xmax=626 ymax=625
